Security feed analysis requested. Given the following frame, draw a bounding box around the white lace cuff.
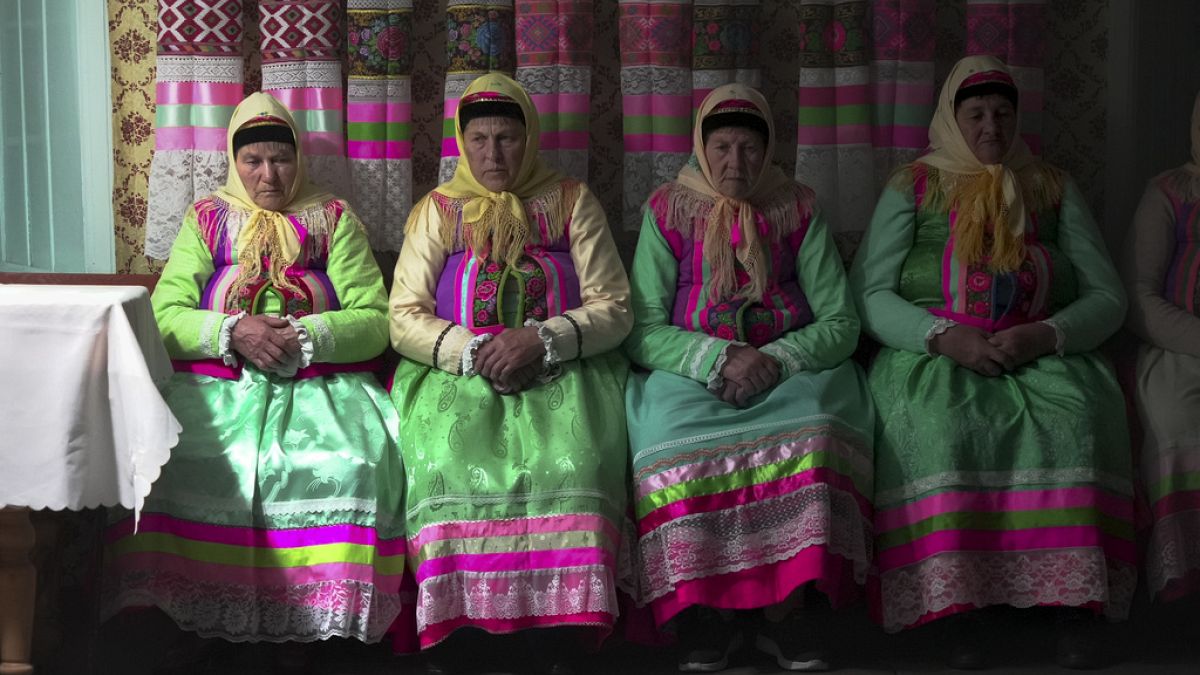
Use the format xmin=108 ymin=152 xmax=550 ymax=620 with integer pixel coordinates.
xmin=1041 ymin=319 xmax=1066 ymax=356
xmin=924 ymin=317 xmax=958 ymax=356
xmin=286 ymin=316 xmax=314 ymax=369
xmin=461 ymin=333 xmax=493 ymax=377
xmin=218 ymin=312 xmax=246 ymax=366
xmin=706 ymin=341 xmax=747 ymax=393
xmin=759 ymin=341 xmax=807 ymax=379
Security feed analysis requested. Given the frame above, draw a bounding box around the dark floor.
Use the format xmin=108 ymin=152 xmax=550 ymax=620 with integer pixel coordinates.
xmin=59 ymin=599 xmax=1200 ymax=675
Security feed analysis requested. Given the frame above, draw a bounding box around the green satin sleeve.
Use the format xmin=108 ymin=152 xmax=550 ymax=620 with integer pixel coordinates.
xmin=151 ymin=208 xmax=226 ymax=359
xmin=1047 ymin=179 xmax=1128 ymax=353
xmin=850 ymin=181 xmax=936 ymax=353
xmin=623 ymin=207 xmax=731 ymax=384
xmin=297 ymin=205 xmax=389 ymax=363
xmin=761 ymin=208 xmax=859 ymax=377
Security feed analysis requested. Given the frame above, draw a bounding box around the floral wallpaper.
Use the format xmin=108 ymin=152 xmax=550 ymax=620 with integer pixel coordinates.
xmin=108 ymin=0 xmax=1112 ymax=272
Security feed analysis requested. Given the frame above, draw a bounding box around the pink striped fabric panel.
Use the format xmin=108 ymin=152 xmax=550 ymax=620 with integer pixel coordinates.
xmin=965 ymin=0 xmax=1045 ymax=154
xmin=516 ymin=0 xmax=594 ymax=182
xmin=347 ymin=0 xmax=414 ymax=252
xmin=145 ymin=0 xmax=244 ymax=259
xmin=691 ymin=1 xmax=761 ymax=114
xmin=439 ymin=0 xmax=517 ymax=184
xmin=619 ymin=0 xmax=693 ymax=231
xmin=794 ymin=0 xmax=936 ymax=234
xmin=259 ymin=0 xmax=350 ymax=199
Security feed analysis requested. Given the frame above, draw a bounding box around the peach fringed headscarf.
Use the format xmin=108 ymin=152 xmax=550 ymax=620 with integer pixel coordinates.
xmin=661 ymin=84 xmax=808 ymax=303
xmin=201 ymin=92 xmax=339 ymax=303
xmin=919 ymin=55 xmax=1041 ymax=273
xmin=419 ymin=73 xmax=571 ymax=266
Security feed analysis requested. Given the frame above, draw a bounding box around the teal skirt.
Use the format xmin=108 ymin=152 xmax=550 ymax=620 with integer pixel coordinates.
xmin=390 ymin=350 xmax=630 ymax=648
xmin=626 ymin=361 xmax=875 ymax=626
xmin=105 ymin=368 xmax=407 ymax=643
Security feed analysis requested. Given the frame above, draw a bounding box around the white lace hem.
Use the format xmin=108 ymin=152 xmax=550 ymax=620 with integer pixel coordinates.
xmin=460 ymin=332 xmax=493 ymax=377
xmin=218 ymin=312 xmax=245 ymax=366
xmin=924 ymin=317 xmax=958 ymax=356
xmin=706 ymin=340 xmax=746 ymax=393
xmin=1041 ymin=318 xmax=1067 ymax=356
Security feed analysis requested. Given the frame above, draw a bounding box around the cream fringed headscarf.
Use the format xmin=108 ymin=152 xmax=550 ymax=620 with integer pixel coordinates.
xmin=659 ymin=84 xmax=809 ymax=303
xmin=1163 ymin=91 xmax=1200 ymax=201
xmin=200 ymin=92 xmax=339 ymax=304
xmin=417 ymin=73 xmax=571 ymax=265
xmin=918 ymin=55 xmax=1058 ymax=273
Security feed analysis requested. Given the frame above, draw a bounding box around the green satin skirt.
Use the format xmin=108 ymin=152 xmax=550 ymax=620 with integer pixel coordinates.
xmin=105 ymin=368 xmax=407 ymax=643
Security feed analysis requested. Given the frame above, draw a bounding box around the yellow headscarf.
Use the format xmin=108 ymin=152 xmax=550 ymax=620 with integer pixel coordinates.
xmin=666 ymin=83 xmax=807 ymax=302
xmin=919 ymin=55 xmax=1036 ymax=273
xmin=210 ymin=92 xmax=337 ymax=298
xmin=431 ymin=73 xmax=568 ymax=265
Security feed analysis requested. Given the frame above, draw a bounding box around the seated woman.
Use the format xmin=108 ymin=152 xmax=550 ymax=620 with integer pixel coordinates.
xmin=1123 ymin=92 xmax=1200 ymax=603
xmin=623 ymin=84 xmax=874 ymax=672
xmin=388 ymin=73 xmax=631 ymax=673
xmin=850 ymin=56 xmax=1133 ymax=670
xmin=105 ymin=93 xmax=406 ymax=657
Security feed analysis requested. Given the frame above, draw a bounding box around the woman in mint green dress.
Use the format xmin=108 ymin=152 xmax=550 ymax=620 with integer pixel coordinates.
xmin=105 ymin=93 xmax=406 ymax=648
xmin=850 ymin=56 xmax=1132 ymax=669
xmin=624 ymin=84 xmax=875 ymax=673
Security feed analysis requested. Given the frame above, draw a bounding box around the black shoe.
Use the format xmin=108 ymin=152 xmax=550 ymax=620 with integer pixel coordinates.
xmin=944 ymin=613 xmax=987 ymax=670
xmin=1055 ymin=610 xmax=1110 ymax=670
xmin=676 ymin=607 xmax=743 ymax=672
xmin=754 ymin=609 xmax=830 ymax=672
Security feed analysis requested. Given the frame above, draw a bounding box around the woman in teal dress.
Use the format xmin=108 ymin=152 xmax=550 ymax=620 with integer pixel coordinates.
xmin=105 ymin=93 xmax=406 ymax=654
xmin=851 ymin=56 xmax=1133 ymax=669
xmin=623 ymin=84 xmax=875 ymax=672
xmin=388 ymin=73 xmax=632 ymax=674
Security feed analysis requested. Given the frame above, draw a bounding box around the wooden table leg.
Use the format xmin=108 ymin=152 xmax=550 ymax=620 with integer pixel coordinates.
xmin=0 ymin=507 xmax=35 ymax=675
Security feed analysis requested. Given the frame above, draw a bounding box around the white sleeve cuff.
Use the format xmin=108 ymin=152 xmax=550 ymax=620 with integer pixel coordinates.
xmin=924 ymin=317 xmax=958 ymax=356
xmin=286 ymin=316 xmax=314 ymax=369
xmin=706 ymin=341 xmax=746 ymax=393
xmin=218 ymin=312 xmax=246 ymax=366
xmin=461 ymin=333 xmax=493 ymax=377
xmin=1041 ymin=319 xmax=1067 ymax=356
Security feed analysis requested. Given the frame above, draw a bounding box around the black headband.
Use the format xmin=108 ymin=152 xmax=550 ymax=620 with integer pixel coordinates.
xmin=459 ymin=101 xmax=526 ymax=132
xmin=232 ymin=124 xmax=295 ymax=155
xmin=702 ymin=111 xmax=769 ymax=144
xmin=954 ymin=82 xmax=1019 ymax=109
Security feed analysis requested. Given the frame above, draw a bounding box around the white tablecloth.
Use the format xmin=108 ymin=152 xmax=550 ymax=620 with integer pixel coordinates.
xmin=0 ymin=285 xmax=180 ymax=519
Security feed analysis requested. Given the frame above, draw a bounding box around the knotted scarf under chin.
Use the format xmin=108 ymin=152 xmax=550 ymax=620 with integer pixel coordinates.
xmin=228 ymin=208 xmax=304 ymax=301
xmin=946 ymin=164 xmax=1027 ymax=273
xmin=702 ymin=196 xmax=769 ymax=303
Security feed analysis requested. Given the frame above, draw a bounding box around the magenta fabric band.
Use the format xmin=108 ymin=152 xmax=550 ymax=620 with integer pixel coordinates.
xmin=418 ymin=611 xmax=612 ymax=649
xmin=527 ymin=93 xmax=591 ymax=114
xmin=624 ymin=134 xmax=693 ymax=153
xmin=621 ymin=93 xmax=691 ymax=117
xmin=347 ymin=140 xmax=413 ymax=160
xmin=172 ymin=357 xmax=383 ymax=380
xmin=155 ymin=126 xmax=228 ymax=152
xmin=1152 ymin=490 xmax=1200 ymax=519
xmin=157 ymin=81 xmax=245 ymax=106
xmin=538 ymin=130 xmax=589 ymax=151
xmin=296 ymin=130 xmax=347 ymax=156
xmin=264 ymin=86 xmax=344 ymax=111
xmin=876 ymin=486 xmax=1134 ymax=532
xmin=347 ymin=101 xmax=412 ymax=122
xmin=441 ymin=137 xmax=459 ymax=157
xmin=877 ymin=527 xmax=1138 ymax=571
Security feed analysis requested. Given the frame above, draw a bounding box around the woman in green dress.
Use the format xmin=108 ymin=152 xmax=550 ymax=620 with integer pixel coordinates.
xmin=105 ymin=93 xmax=406 ymax=653
xmin=850 ymin=56 xmax=1133 ymax=670
xmin=623 ymin=84 xmax=875 ymax=672
xmin=388 ymin=73 xmax=632 ymax=673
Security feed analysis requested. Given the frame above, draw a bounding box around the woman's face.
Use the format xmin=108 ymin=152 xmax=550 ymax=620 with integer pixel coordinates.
xmin=954 ymin=93 xmax=1017 ymax=165
xmin=462 ymin=116 xmax=527 ymax=192
xmin=703 ymin=126 xmax=766 ymax=200
xmin=235 ymin=141 xmax=298 ymax=210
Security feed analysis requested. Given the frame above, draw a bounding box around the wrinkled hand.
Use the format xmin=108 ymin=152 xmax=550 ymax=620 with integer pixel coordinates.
xmin=232 ymin=314 xmax=300 ymax=371
xmin=929 ymin=324 xmax=1007 ymax=376
xmin=987 ymin=322 xmax=1057 ymax=371
xmin=475 ymin=327 xmax=546 ymax=390
xmin=716 ymin=345 xmax=780 ymax=407
xmin=490 ymin=360 xmax=544 ymax=395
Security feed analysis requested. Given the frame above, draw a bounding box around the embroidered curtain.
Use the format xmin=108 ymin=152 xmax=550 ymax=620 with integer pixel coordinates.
xmin=131 ymin=0 xmax=1050 ymax=263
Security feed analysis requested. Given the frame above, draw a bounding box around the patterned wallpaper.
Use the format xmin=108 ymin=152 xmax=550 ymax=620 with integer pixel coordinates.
xmin=107 ymin=0 xmax=1112 ymax=272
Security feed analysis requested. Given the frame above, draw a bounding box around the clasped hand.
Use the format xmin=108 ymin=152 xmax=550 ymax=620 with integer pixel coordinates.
xmin=930 ymin=323 xmax=1057 ymax=376
xmin=715 ymin=344 xmax=780 ymax=408
xmin=231 ymin=314 xmax=301 ymax=371
xmin=474 ymin=326 xmax=547 ymax=394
